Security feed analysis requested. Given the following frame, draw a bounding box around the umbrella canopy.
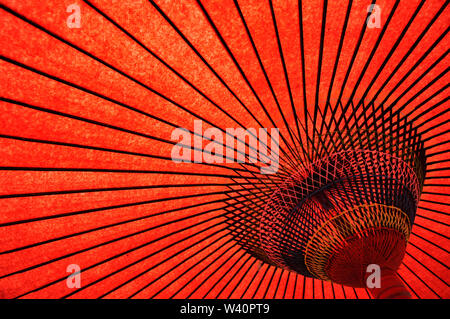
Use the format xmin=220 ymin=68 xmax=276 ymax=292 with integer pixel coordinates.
xmin=0 ymin=0 xmax=448 ymax=299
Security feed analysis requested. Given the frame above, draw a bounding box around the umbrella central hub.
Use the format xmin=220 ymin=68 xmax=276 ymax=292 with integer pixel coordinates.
xmin=260 ymin=149 xmax=422 ymax=287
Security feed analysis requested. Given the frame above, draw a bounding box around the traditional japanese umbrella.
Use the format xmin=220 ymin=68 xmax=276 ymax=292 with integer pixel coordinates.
xmin=0 ymin=0 xmax=448 ymax=299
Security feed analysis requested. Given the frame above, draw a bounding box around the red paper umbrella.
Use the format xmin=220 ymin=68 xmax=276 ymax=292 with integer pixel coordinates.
xmin=0 ymin=0 xmax=448 ymax=299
